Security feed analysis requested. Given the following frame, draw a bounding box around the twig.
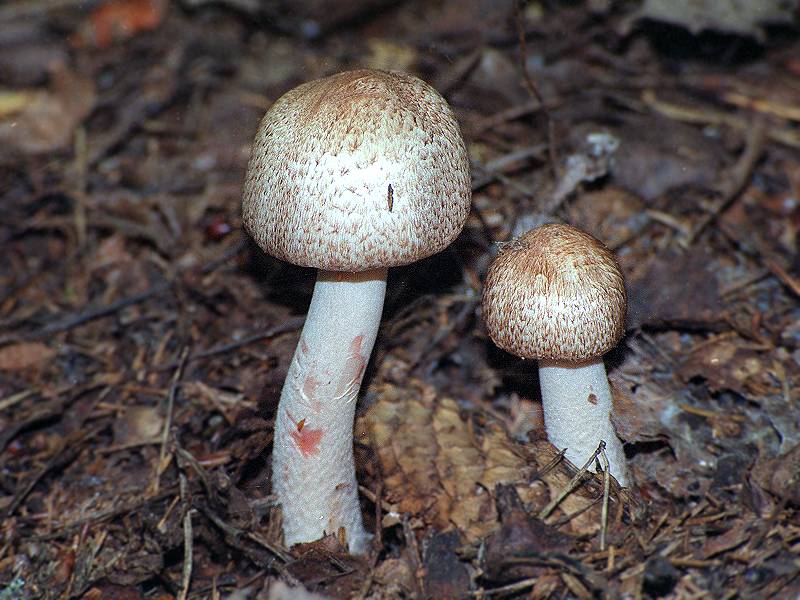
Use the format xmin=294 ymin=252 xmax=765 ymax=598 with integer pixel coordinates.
xmin=469 ymin=577 xmax=538 ymax=597
xmin=434 ymin=48 xmax=482 ymax=96
xmin=175 ymin=447 xmax=215 ymax=505
xmin=514 ymin=0 xmax=558 ymax=177
xmin=473 ymin=99 xmax=542 ymax=134
xmin=599 ymin=446 xmax=611 ymax=551
xmin=29 ymin=486 xmax=179 ymax=539
xmin=683 ymin=117 xmax=767 ymax=246
xmin=642 ymin=89 xmax=800 ymax=148
xmin=3 ymin=419 xmax=108 ymax=518
xmin=531 ymin=447 xmax=567 ymax=480
xmin=159 ymin=318 xmax=304 ymax=370
xmin=539 ymin=441 xmax=605 ymax=520
xmin=0 ymin=389 xmax=34 ymax=412
xmin=197 ymin=504 xmax=292 ymax=563
xmin=0 ymin=281 xmax=172 ymax=345
xmin=762 ymin=256 xmax=800 ymax=299
xmin=402 ymin=515 xmax=425 ymax=598
xmin=152 ymin=347 xmax=189 ymax=495
xmin=550 ymin=496 xmax=603 ymax=528
xmin=500 ymin=554 xmax=606 ymax=595
xmin=721 ymin=91 xmax=800 ymax=122
xmin=178 ymin=474 xmax=194 ymax=600
xmin=357 ymin=485 xmax=394 ymax=512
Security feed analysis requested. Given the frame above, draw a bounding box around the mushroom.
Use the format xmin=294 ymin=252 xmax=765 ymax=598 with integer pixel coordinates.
xmin=481 ymin=223 xmax=629 ymax=485
xmin=242 ymin=69 xmax=471 ymax=553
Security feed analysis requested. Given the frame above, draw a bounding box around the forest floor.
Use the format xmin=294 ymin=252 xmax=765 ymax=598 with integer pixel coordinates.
xmin=1 ymin=0 xmax=800 ymax=598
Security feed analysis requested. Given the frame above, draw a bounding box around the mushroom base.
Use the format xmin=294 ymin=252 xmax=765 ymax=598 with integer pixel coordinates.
xmin=538 ymin=358 xmax=629 ymax=486
xmin=272 ymin=268 xmax=387 ymax=553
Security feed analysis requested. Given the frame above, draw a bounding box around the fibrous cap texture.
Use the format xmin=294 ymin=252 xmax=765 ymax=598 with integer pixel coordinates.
xmin=242 ymin=69 xmax=472 ymax=272
xmin=482 ymin=223 xmax=627 ymax=361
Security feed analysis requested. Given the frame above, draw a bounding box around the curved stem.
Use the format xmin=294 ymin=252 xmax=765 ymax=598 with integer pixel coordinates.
xmin=538 ymin=358 xmax=629 ymax=486
xmin=272 ymin=268 xmax=387 ymax=553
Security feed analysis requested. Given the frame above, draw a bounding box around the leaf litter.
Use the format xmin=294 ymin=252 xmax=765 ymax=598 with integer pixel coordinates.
xmin=1 ymin=1 xmax=800 ymax=598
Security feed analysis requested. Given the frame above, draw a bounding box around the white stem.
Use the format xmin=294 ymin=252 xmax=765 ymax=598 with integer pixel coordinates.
xmin=538 ymin=358 xmax=629 ymax=486
xmin=272 ymin=268 xmax=387 ymax=553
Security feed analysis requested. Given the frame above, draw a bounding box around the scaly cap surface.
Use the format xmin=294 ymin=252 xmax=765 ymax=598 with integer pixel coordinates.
xmin=242 ymin=69 xmax=472 ymax=272
xmin=482 ymin=223 xmax=626 ymax=361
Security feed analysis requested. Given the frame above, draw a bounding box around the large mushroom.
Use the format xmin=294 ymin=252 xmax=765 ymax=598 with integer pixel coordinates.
xmin=242 ymin=69 xmax=471 ymax=553
xmin=481 ymin=223 xmax=629 ymax=485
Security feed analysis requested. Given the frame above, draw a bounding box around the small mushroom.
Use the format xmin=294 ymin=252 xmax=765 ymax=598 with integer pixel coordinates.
xmin=482 ymin=223 xmax=629 ymax=485
xmin=242 ymin=69 xmax=471 ymax=552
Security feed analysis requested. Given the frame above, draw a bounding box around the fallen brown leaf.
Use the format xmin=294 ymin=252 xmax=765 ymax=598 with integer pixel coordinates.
xmin=357 ymin=379 xmax=621 ymax=543
xmin=0 ymin=342 xmax=56 ymax=370
xmin=0 ymin=64 xmax=95 ymax=157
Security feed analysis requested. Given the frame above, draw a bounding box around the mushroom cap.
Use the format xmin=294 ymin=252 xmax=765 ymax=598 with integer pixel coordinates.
xmin=242 ymin=69 xmax=472 ymax=272
xmin=482 ymin=223 xmax=627 ymax=361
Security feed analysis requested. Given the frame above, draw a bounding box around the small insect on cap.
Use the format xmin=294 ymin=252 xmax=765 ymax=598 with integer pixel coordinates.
xmin=482 ymin=223 xmax=627 ymax=362
xmin=242 ymin=69 xmax=472 ymax=272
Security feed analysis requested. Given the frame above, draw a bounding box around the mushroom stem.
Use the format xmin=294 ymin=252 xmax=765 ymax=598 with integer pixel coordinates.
xmin=272 ymin=268 xmax=387 ymax=554
xmin=538 ymin=358 xmax=628 ymax=486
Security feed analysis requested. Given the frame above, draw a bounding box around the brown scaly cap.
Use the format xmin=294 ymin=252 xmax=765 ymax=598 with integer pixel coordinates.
xmin=242 ymin=69 xmax=472 ymax=272
xmin=482 ymin=223 xmax=627 ymax=361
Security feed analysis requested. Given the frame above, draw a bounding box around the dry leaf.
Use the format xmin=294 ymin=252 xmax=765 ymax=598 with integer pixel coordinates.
xmin=751 ymin=443 xmax=800 ymax=505
xmin=679 ymin=337 xmax=775 ymax=398
xmin=0 ymin=342 xmax=56 ymax=370
xmin=357 ymin=379 xmax=617 ymax=542
xmin=700 ymin=519 xmax=749 ymax=559
xmin=112 ymin=406 xmax=163 ymax=447
xmin=627 ymin=247 xmax=725 ymax=330
xmin=0 ymin=65 xmax=95 ymax=157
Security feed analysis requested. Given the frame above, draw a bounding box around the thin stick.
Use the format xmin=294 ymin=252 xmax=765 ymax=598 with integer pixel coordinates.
xmin=177 ymin=474 xmax=194 ymax=600
xmin=3 ymin=388 xmax=112 ymax=518
xmin=402 ymin=515 xmax=425 ymax=598
xmin=539 ymin=441 xmax=605 ymax=520
xmin=514 ymin=0 xmax=558 ymax=177
xmin=599 ymin=445 xmax=611 ymax=551
xmin=159 ymin=318 xmax=303 ymax=370
xmin=642 ymin=89 xmax=800 ymax=148
xmin=763 ymin=256 xmax=800 ymax=298
xmin=152 ymin=347 xmax=189 ymax=495
xmin=468 ymin=577 xmax=538 ymax=597
xmin=0 ymin=281 xmax=171 ymax=345
xmin=683 ymin=117 xmax=767 ymax=246
xmin=0 ymin=389 xmax=34 ymax=412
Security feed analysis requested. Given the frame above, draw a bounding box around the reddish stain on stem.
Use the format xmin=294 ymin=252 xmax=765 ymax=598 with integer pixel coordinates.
xmin=350 ymin=335 xmax=364 ymax=356
xmin=287 ymin=411 xmax=324 ymax=457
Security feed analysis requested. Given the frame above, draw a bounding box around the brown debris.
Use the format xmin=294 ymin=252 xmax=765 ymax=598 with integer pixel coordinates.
xmin=357 ymin=379 xmax=623 ymax=544
xmin=751 ymin=443 xmax=800 ymax=507
xmin=482 ymin=485 xmax=573 ymax=581
xmin=2 ymin=1 xmax=800 ymax=598
xmin=422 ymin=530 xmax=470 ymax=599
xmin=626 ymin=245 xmax=727 ymax=330
xmin=0 ymin=64 xmax=96 ymax=158
xmin=0 ymin=341 xmax=56 ymax=371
